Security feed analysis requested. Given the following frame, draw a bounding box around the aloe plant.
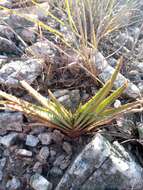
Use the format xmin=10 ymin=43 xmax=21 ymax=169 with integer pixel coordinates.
xmin=0 ymin=58 xmax=142 ymax=137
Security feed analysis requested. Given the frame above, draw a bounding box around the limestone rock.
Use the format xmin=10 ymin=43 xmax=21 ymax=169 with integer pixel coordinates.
xmin=56 ymin=134 xmax=143 ymax=190
xmin=30 ymin=173 xmax=52 ymax=190
xmin=92 ymin=51 xmax=140 ymax=99
xmin=37 ymin=147 xmax=49 ymax=163
xmin=26 ymin=135 xmax=39 ymax=147
xmin=38 ymin=133 xmax=52 ymax=145
xmin=0 ymin=59 xmax=42 ymax=87
xmin=0 ymin=133 xmax=18 ymax=147
xmin=0 ymin=36 xmax=20 ymax=54
xmin=16 ymin=149 xmax=32 ymax=157
xmin=0 ymin=112 xmax=23 ymax=132
xmin=6 ymin=177 xmax=21 ymax=190
xmin=26 ymin=41 xmax=56 ymax=58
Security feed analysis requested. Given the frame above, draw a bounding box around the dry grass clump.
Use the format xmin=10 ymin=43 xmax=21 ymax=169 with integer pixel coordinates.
xmin=0 ymin=0 xmax=139 ymax=72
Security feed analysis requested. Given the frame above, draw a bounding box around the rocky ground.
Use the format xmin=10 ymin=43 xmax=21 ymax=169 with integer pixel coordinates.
xmin=0 ymin=0 xmax=143 ymax=190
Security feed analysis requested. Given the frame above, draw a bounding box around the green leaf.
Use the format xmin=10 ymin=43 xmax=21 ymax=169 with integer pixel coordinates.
xmin=95 ymin=82 xmax=127 ymax=114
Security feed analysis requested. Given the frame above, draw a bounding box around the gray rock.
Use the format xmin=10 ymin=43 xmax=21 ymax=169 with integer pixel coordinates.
xmin=19 ymin=27 xmax=36 ymax=44
xmin=0 ymin=157 xmax=6 ymax=170
xmin=30 ymin=173 xmax=52 ymax=190
xmin=107 ymin=57 xmax=117 ymax=67
xmin=33 ymin=162 xmax=43 ymax=174
xmin=50 ymin=167 xmax=63 ymax=177
xmin=92 ymin=51 xmax=140 ymax=99
xmin=81 ymin=92 xmax=90 ymax=101
xmin=0 ymin=112 xmax=23 ymax=132
xmin=3 ymin=149 xmax=10 ymax=157
xmin=0 ymin=36 xmax=19 ymax=54
xmin=4 ymin=1 xmax=48 ymax=14
xmin=128 ymin=70 xmax=141 ymax=83
xmin=0 ymin=0 xmax=12 ymax=8
xmin=55 ymin=134 xmax=110 ymax=190
xmin=129 ymin=26 xmax=140 ymax=43
xmin=91 ymin=87 xmax=98 ymax=95
xmin=26 ymin=41 xmax=56 ymax=58
xmin=99 ymin=64 xmax=140 ymax=99
xmin=55 ymin=134 xmax=143 ymax=190
xmin=60 ymin=25 xmax=76 ymax=45
xmin=13 ymin=2 xmax=49 ymax=20
xmin=0 ymin=133 xmax=18 ymax=147
xmin=82 ymin=141 xmax=143 ymax=190
xmin=50 ymin=149 xmax=57 ymax=158
xmin=114 ymin=99 xmax=121 ymax=108
xmin=30 ymin=127 xmax=46 ymax=135
xmin=26 ymin=135 xmax=39 ymax=147
xmin=37 ymin=147 xmax=49 ymax=163
xmin=6 ymin=177 xmax=21 ymax=190
xmin=0 ymin=157 xmax=6 ymax=181
xmin=134 ymin=62 xmax=143 ymax=73
xmin=0 ymin=170 xmax=3 ymax=181
xmin=0 ymin=25 xmax=15 ymax=40
xmin=54 ymin=155 xmax=65 ymax=167
xmin=115 ymin=113 xmax=136 ymax=136
xmin=0 ymin=56 xmax=7 ymax=68
xmin=0 ymin=59 xmax=42 ymax=87
xmin=5 ymin=14 xmax=34 ymax=29
xmin=38 ymin=133 xmax=52 ymax=145
xmin=58 ymin=95 xmax=72 ymax=109
xmin=52 ymin=130 xmax=64 ymax=143
xmin=54 ymin=154 xmax=71 ymax=170
xmin=137 ymin=123 xmax=143 ymax=139
xmin=53 ymin=90 xmax=69 ymax=98
xmin=53 ymin=89 xmax=80 ymax=110
xmin=62 ymin=142 xmax=72 ymax=154
xmin=37 ymin=0 xmax=49 ymax=2
xmin=70 ymin=89 xmax=80 ymax=111
xmin=116 ymin=33 xmax=134 ymax=50
xmin=139 ymin=27 xmax=143 ymax=39
xmin=136 ymin=39 xmax=143 ymax=60
xmin=16 ymin=149 xmax=32 ymax=157
xmin=138 ymin=82 xmax=143 ymax=94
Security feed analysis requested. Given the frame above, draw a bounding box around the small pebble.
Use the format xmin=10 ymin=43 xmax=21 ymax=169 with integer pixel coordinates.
xmin=6 ymin=177 xmax=21 ymax=190
xmin=0 ymin=170 xmax=3 ymax=181
xmin=54 ymin=154 xmax=71 ymax=170
xmin=30 ymin=173 xmax=53 ymax=190
xmin=30 ymin=127 xmax=46 ymax=135
xmin=0 ymin=157 xmax=6 ymax=170
xmin=53 ymin=89 xmax=69 ymax=98
xmin=138 ymin=82 xmax=143 ymax=94
xmin=54 ymin=155 xmax=66 ymax=166
xmin=0 ymin=133 xmax=18 ymax=147
xmin=26 ymin=135 xmax=39 ymax=147
xmin=3 ymin=149 xmax=10 ymax=157
xmin=33 ymin=162 xmax=43 ymax=174
xmin=38 ymin=133 xmax=52 ymax=145
xmin=62 ymin=142 xmax=72 ymax=154
xmin=58 ymin=95 xmax=72 ymax=109
xmin=52 ymin=130 xmax=64 ymax=143
xmin=50 ymin=149 xmax=56 ymax=157
xmin=137 ymin=123 xmax=143 ymax=139
xmin=37 ymin=147 xmax=49 ymax=162
xmin=50 ymin=167 xmax=63 ymax=177
xmin=114 ymin=100 xmax=121 ymax=108
xmin=128 ymin=70 xmax=140 ymax=83
xmin=17 ymin=149 xmax=32 ymax=157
